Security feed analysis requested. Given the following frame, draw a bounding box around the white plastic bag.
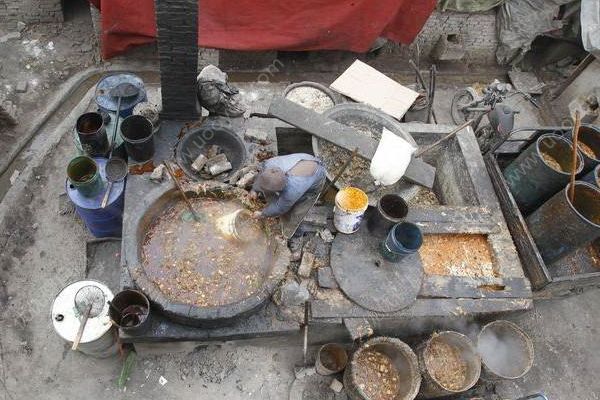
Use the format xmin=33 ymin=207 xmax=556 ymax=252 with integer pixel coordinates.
xmin=369 ymin=128 xmax=416 ymax=186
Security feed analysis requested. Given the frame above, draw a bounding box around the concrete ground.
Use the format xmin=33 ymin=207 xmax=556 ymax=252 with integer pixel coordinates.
xmin=0 ymin=71 xmax=598 ymax=400
xmin=0 ymin=11 xmax=598 ymax=396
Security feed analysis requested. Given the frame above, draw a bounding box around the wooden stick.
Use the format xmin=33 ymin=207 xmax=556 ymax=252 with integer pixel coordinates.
xmin=163 ymin=161 xmax=201 ymax=221
xmin=414 ymin=119 xmax=474 ymax=158
xmin=72 ymin=304 xmax=92 ymax=351
xmin=569 ymin=111 xmax=581 ymax=203
xmin=319 ymin=147 xmax=358 ymax=198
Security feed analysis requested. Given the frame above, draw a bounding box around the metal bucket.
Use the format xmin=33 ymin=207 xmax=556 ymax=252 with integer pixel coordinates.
xmin=51 ymin=280 xmax=117 ymax=358
xmin=75 ymin=112 xmax=109 ymax=157
xmin=503 ymin=134 xmax=584 ymax=215
xmin=333 ymin=187 xmax=369 ymax=234
xmin=66 ymin=157 xmax=125 ymax=238
xmin=569 ymin=124 xmax=600 ymax=174
xmin=582 ymin=164 xmax=600 ymax=187
xmin=67 ymin=156 xmax=105 ymax=198
xmin=366 ymin=194 xmax=408 ymax=238
xmin=478 ymin=320 xmax=534 ymax=381
xmin=380 ymin=222 xmax=423 ymax=263
xmin=526 ymin=181 xmax=600 ymax=264
xmin=120 ymin=115 xmax=155 ymax=162
xmin=344 ymin=337 xmax=421 ymax=400
xmin=95 ymin=73 xmax=147 ymax=118
xmin=315 ymin=343 xmax=348 ymax=376
xmin=109 ymin=289 xmax=151 ymax=335
xmin=417 ymin=331 xmax=481 ymax=398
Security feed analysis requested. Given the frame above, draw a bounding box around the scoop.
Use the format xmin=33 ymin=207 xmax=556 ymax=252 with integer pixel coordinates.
xmin=101 ymin=157 xmax=128 ymax=208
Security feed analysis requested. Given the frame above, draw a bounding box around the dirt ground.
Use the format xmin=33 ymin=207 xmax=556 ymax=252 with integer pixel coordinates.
xmin=0 ymin=7 xmax=599 ymax=400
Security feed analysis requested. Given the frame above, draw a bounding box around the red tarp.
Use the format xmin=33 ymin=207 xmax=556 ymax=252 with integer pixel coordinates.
xmin=96 ymin=0 xmax=436 ymax=59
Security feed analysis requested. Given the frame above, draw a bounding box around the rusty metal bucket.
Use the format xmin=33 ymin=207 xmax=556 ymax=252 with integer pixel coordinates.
xmin=417 ymin=331 xmax=481 ymax=398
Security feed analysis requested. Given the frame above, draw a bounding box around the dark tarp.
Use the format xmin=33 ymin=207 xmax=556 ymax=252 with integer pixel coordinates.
xmin=93 ymin=0 xmax=437 ymax=59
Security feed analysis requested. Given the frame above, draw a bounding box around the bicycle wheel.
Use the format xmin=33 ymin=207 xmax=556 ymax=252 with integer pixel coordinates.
xmin=451 ymin=89 xmax=477 ymax=125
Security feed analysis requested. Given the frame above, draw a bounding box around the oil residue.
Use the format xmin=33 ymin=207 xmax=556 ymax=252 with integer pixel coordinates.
xmin=142 ymin=198 xmax=270 ymax=307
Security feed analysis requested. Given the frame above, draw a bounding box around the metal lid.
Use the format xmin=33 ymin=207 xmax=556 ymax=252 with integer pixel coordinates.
xmin=95 ymin=73 xmax=146 ymax=112
xmin=51 ymin=280 xmax=114 ymax=344
xmin=66 ymin=157 xmax=125 ymax=209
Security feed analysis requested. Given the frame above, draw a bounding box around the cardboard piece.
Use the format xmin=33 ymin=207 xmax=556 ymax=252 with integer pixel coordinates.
xmin=330 ymin=60 xmax=419 ymax=119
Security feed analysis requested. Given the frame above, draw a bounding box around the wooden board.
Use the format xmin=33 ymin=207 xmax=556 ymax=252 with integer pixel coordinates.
xmin=330 ymin=60 xmax=419 ymax=119
xmin=330 ymin=226 xmax=423 ymax=313
xmin=268 ymin=97 xmax=436 ymax=188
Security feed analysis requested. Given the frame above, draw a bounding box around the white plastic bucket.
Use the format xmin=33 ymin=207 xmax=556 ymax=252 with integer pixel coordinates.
xmin=333 ymin=187 xmax=369 ymax=234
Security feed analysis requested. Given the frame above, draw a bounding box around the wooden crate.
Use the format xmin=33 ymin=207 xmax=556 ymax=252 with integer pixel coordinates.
xmin=485 ymin=127 xmax=600 ymax=298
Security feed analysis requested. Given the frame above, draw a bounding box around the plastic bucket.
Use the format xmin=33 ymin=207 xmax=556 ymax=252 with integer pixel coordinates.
xmin=315 ymin=343 xmax=348 ymax=376
xmin=333 ymin=187 xmax=369 ymax=234
xmin=67 ymin=156 xmax=104 ymax=198
xmin=478 ymin=320 xmax=534 ymax=381
xmin=380 ymin=222 xmax=423 ymax=262
xmin=366 ymin=194 xmax=408 ymax=238
xmin=344 ymin=337 xmax=421 ymax=400
xmin=109 ymin=289 xmax=151 ymax=335
xmin=417 ymin=331 xmax=481 ymax=398
xmin=503 ymin=134 xmax=583 ymax=215
xmin=120 ymin=115 xmax=155 ymax=162
xmin=76 ymin=112 xmax=109 ymax=157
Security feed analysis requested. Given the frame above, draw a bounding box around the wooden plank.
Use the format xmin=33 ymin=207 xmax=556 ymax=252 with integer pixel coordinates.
xmin=310 ymin=298 xmax=533 ymax=320
xmin=420 ymin=276 xmax=532 ymax=299
xmin=268 ymin=96 xmax=436 ymax=188
xmin=484 ymin=154 xmax=551 ymax=290
xmin=329 ymin=60 xmax=419 ymax=119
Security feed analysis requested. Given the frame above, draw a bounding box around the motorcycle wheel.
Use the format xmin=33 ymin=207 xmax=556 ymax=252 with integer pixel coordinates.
xmin=451 ymin=89 xmax=477 ymax=125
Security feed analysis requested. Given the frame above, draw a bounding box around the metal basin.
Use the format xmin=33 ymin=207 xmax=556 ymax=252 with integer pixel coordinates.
xmin=123 ymin=181 xmax=288 ymax=327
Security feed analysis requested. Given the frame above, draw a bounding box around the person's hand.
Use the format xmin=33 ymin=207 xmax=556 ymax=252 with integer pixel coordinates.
xmin=248 ymin=191 xmax=258 ymax=201
xmin=252 ymin=211 xmax=262 ymax=218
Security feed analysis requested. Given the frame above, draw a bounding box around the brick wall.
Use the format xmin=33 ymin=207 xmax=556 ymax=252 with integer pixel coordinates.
xmin=0 ymin=0 xmax=63 ymax=28
xmin=414 ymin=10 xmax=498 ymax=65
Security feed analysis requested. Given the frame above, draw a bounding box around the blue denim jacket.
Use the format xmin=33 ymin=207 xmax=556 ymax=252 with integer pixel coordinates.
xmin=253 ymin=153 xmax=325 ymax=217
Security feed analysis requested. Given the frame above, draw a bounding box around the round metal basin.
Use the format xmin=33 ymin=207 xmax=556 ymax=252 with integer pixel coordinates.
xmin=123 ymin=181 xmax=288 ymax=327
xmin=312 ymin=103 xmax=420 ymax=204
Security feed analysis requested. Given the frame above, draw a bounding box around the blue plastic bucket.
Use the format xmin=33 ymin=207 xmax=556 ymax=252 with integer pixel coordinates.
xmin=66 ymin=158 xmax=125 ymax=238
xmin=380 ymin=222 xmax=423 ymax=262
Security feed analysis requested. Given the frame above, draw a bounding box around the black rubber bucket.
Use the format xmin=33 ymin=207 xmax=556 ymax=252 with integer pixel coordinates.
xmin=569 ymin=124 xmax=600 ymax=174
xmin=120 ymin=115 xmax=155 ymax=162
xmin=503 ymin=134 xmax=583 ymax=215
xmin=367 ymin=194 xmax=408 ymax=238
xmin=526 ymin=181 xmax=600 ymax=264
xmin=76 ymin=112 xmax=109 ymax=157
xmin=109 ymin=289 xmax=151 ymax=335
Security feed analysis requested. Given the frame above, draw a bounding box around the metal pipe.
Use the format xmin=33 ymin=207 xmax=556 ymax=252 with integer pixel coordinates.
xmin=526 ymin=181 xmax=600 ymax=264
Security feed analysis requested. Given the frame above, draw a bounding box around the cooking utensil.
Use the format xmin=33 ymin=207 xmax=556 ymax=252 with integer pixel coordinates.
xmin=163 ymin=161 xmax=202 ymax=221
xmin=101 ymin=157 xmax=128 ymax=208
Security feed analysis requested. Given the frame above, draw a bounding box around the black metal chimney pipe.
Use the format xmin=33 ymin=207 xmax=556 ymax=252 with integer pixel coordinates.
xmin=155 ymin=0 xmax=199 ymax=120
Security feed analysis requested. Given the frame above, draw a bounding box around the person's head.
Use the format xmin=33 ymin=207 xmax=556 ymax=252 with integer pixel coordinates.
xmin=255 ymin=167 xmax=287 ymax=194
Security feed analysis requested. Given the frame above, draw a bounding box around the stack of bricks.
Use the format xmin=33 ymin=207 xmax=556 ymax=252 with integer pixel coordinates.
xmin=0 ymin=0 xmax=63 ymax=29
xmin=155 ymin=0 xmax=199 ymax=121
